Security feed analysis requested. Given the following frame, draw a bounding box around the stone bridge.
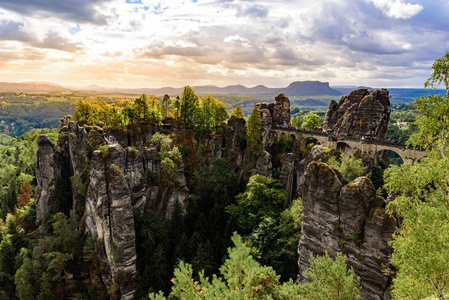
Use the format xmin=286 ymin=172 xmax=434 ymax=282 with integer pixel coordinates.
xmin=272 ymin=128 xmax=427 ymax=165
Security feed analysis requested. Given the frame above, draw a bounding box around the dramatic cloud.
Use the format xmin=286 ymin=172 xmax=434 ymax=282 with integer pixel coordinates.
xmin=369 ymin=0 xmax=423 ymax=19
xmin=0 ymin=0 xmax=448 ymax=88
xmin=0 ymin=0 xmax=110 ymax=24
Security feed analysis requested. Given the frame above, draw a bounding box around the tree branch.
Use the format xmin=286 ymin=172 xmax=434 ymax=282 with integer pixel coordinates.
xmin=429 ymin=277 xmax=446 ymax=300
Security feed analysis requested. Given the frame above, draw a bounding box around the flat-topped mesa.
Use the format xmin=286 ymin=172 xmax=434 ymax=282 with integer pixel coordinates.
xmin=324 ymin=89 xmax=390 ymax=139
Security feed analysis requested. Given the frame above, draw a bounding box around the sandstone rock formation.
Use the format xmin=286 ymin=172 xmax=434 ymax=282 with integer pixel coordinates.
xmin=255 ymin=93 xmax=291 ymax=149
xmin=255 ymin=93 xmax=290 ymax=128
xmin=251 ymin=151 xmax=272 ymax=177
xmin=35 ymin=121 xmax=190 ymax=299
xmin=35 ymin=135 xmax=59 ymax=221
xmin=85 ymin=144 xmax=137 ymax=299
xmin=279 ymin=152 xmax=296 ymax=207
xmin=324 ymin=89 xmax=390 ymax=138
xmin=272 ymin=93 xmax=290 ymax=127
xmin=298 ymin=162 xmax=395 ymax=300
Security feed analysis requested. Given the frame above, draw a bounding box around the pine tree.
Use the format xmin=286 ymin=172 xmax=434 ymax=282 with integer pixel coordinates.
xmin=37 ymin=272 xmax=54 ymax=300
xmin=230 ymin=106 xmax=244 ymax=119
xmin=179 ymin=86 xmax=199 ymax=127
xmin=16 ymin=180 xmax=34 ymax=211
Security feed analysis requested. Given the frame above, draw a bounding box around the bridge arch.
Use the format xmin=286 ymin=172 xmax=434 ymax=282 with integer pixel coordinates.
xmin=376 ymin=149 xmax=404 ymax=166
xmin=302 ymin=137 xmax=320 ymax=150
xmin=336 ymin=141 xmax=352 ymax=156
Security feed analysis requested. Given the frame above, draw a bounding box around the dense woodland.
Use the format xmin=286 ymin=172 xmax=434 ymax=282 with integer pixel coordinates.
xmin=1 ymin=53 xmax=449 ymax=299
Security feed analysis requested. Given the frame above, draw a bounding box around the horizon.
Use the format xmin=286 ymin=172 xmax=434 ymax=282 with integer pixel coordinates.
xmin=1 ymin=0 xmax=448 ymax=89
xmin=0 ymin=79 xmax=444 ymax=91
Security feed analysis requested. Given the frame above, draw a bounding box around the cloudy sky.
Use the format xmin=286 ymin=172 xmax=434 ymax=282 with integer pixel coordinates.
xmin=0 ymin=0 xmax=448 ymax=88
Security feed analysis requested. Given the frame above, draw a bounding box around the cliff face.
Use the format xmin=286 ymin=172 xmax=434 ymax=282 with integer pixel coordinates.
xmin=324 ymin=89 xmax=391 ymax=138
xmin=35 ymin=121 xmax=190 ymax=298
xmin=35 ymin=135 xmax=60 ymax=221
xmin=85 ymin=144 xmax=137 ymax=298
xmin=298 ymin=162 xmax=395 ymax=300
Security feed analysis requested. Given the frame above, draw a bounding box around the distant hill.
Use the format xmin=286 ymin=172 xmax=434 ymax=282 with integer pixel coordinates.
xmin=2 ymin=81 xmax=441 ymax=103
xmin=0 ymin=82 xmax=69 ymax=92
xmin=388 ymin=88 xmax=445 ymax=101
xmin=280 ymin=81 xmax=342 ymax=97
xmin=76 ymin=80 xmax=342 ymax=98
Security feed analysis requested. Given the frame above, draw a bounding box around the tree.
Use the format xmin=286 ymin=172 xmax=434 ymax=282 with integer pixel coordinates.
xmin=150 ymin=233 xmax=301 ymax=299
xmin=410 ymin=51 xmax=449 ymax=154
xmin=385 ymin=157 xmax=449 ymax=300
xmin=162 ymin=94 xmax=171 ymax=110
xmin=302 ymin=252 xmax=361 ymax=300
xmin=328 ymin=155 xmax=366 ymax=182
xmin=122 ymin=99 xmax=139 ymax=124
xmin=149 ymin=233 xmax=361 ymax=300
xmin=425 ymin=51 xmax=449 ymax=92
xmin=211 ymin=99 xmax=228 ymax=129
xmin=227 ymin=175 xmax=285 ymax=234
xmin=301 ymin=112 xmax=320 ymax=130
xmin=180 ymin=86 xmax=199 ymax=127
xmin=160 ymin=94 xmax=171 ymax=119
xmin=230 ymin=106 xmax=244 ymax=119
xmin=173 ymin=96 xmax=181 ymax=121
xmin=134 ymin=94 xmax=149 ymax=120
xmin=291 ymin=113 xmax=301 ymax=128
xmin=16 ymin=180 xmax=33 ymax=212
xmin=384 ymin=52 xmax=449 ymax=300
xmin=246 ymin=106 xmax=263 ymax=162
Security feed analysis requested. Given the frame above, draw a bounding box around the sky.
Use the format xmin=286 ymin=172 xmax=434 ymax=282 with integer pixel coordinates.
xmin=0 ymin=0 xmax=448 ymax=89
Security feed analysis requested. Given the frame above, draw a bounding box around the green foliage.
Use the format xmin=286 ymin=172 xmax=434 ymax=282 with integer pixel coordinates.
xmin=48 ymin=176 xmax=72 ymax=218
xmin=386 ymin=122 xmax=417 ymax=143
xmin=146 ymin=169 xmax=156 ymax=182
xmin=97 ymin=145 xmax=109 ymax=158
xmin=149 ymin=132 xmax=172 ymax=152
xmin=302 ymin=252 xmax=361 ymax=300
xmin=87 ymin=129 xmax=103 ymax=151
xmin=383 ymin=54 xmax=449 ymax=300
xmin=425 ymin=51 xmax=449 ymax=91
xmin=150 ymin=233 xmax=361 ymax=300
xmin=0 ymin=93 xmax=75 ymax=137
xmin=198 ymin=95 xmax=228 ymax=131
xmin=151 ymin=233 xmax=300 ymax=299
xmin=230 ymin=106 xmax=244 ymax=119
xmin=134 ymin=210 xmax=170 ymax=297
xmin=0 ymin=129 xmax=57 ymax=219
xmin=328 ymin=155 xmax=366 ymax=182
xmin=291 ymin=113 xmax=301 ymax=128
xmin=385 ymin=156 xmax=449 ymax=299
xmin=227 ymin=175 xmax=285 ymax=234
xmin=301 ymin=112 xmax=321 ymax=130
xmin=246 ymin=106 xmax=263 ymax=163
xmin=180 ymin=86 xmax=199 ymax=127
